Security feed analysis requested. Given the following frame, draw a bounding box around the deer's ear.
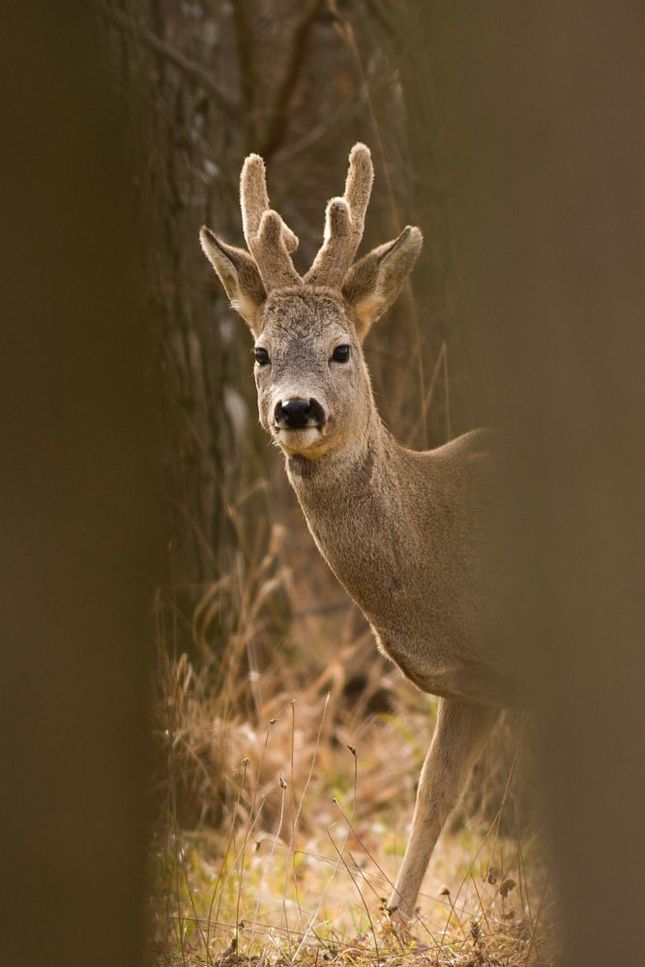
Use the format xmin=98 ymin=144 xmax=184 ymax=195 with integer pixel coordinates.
xmin=342 ymin=226 xmax=423 ymax=340
xmin=200 ymin=226 xmax=266 ymax=334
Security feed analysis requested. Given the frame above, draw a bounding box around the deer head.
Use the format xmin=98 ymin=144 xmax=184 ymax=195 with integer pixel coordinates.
xmin=200 ymin=144 xmax=422 ymax=460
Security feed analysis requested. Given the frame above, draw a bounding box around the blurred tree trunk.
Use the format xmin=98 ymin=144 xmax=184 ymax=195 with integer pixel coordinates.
xmin=0 ymin=6 xmax=156 ymax=966
xmin=408 ymin=3 xmax=645 ymax=964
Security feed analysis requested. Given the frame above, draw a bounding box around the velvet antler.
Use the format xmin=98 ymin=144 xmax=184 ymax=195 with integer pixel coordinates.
xmin=240 ymin=154 xmax=302 ymax=291
xmin=304 ymin=143 xmax=374 ymax=288
xmin=200 ymin=142 xmax=421 ymax=338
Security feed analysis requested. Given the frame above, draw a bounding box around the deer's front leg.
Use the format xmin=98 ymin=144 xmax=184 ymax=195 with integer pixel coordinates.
xmin=388 ymin=698 xmax=499 ymax=921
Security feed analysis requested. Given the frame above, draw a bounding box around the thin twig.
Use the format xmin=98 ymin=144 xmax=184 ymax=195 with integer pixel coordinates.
xmin=326 ymin=828 xmax=381 ymax=963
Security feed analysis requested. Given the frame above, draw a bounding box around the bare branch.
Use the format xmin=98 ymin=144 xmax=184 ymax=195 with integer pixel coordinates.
xmin=260 ymin=0 xmax=324 ymax=159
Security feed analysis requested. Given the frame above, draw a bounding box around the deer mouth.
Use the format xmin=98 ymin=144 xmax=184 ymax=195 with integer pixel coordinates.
xmin=272 ymin=422 xmax=330 ymax=456
xmin=273 ymin=424 xmax=325 ymax=446
xmin=272 ymin=423 xmax=324 ymax=433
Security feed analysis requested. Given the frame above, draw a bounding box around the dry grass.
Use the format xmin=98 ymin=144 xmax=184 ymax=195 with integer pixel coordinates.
xmin=149 ymin=522 xmax=556 ymax=967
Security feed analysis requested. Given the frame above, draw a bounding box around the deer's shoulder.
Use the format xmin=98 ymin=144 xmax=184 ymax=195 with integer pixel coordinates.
xmin=429 ymin=427 xmax=495 ymax=463
xmin=400 ymin=428 xmax=496 ymax=485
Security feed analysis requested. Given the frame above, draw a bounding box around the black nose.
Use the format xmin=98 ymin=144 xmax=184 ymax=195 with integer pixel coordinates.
xmin=275 ymin=398 xmax=324 ymax=429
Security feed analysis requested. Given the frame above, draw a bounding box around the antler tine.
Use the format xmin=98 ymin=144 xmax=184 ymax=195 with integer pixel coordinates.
xmin=304 ymin=142 xmax=374 ymax=288
xmin=240 ymin=153 xmax=301 ymax=291
xmin=240 ymin=154 xmax=269 ymax=244
xmin=240 ymin=154 xmax=297 ymax=252
xmin=344 ymin=142 xmax=374 ymax=252
xmin=254 ymin=210 xmax=303 ymax=290
xmin=305 ymin=197 xmax=353 ymax=286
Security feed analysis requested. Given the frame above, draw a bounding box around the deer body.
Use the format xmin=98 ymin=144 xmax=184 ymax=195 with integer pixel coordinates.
xmin=200 ymin=145 xmax=511 ymax=922
xmin=287 ymin=424 xmax=511 ymax=708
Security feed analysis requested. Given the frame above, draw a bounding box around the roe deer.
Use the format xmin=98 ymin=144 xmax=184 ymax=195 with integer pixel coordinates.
xmin=200 ymin=144 xmax=512 ymax=923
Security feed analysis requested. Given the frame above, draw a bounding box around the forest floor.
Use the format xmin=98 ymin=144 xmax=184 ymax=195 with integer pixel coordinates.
xmin=150 ymin=524 xmax=555 ymax=966
xmin=149 ymin=655 xmax=554 ymax=966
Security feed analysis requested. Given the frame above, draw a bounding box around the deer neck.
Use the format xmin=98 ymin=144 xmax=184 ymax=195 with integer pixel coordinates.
xmin=284 ymin=402 xmax=417 ymax=624
xmin=286 ymin=401 xmax=394 ymax=502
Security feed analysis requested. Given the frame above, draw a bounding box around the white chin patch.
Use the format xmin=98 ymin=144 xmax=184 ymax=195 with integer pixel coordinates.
xmin=275 ymin=426 xmax=321 ymax=451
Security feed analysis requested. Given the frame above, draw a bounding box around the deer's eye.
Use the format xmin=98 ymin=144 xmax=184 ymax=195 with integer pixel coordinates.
xmin=331 ymin=344 xmax=351 ymax=363
xmin=253 ymin=346 xmax=270 ymax=366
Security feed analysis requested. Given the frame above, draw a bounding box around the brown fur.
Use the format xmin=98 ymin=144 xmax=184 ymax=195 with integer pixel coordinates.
xmin=200 ymin=144 xmax=511 ymax=924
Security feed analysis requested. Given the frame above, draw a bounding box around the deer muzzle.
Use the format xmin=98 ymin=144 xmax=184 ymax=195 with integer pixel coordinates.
xmin=274 ymin=398 xmax=326 ymax=430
